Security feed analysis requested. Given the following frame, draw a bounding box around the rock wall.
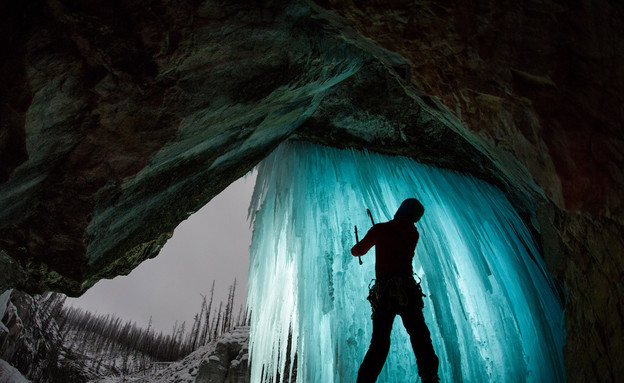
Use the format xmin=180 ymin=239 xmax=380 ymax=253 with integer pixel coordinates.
xmin=0 ymin=1 xmax=622 ymax=381
xmin=1 ymin=0 xmax=364 ymax=294
xmin=315 ymin=0 xmax=624 ymax=219
xmin=195 ymin=327 xmax=249 ymax=383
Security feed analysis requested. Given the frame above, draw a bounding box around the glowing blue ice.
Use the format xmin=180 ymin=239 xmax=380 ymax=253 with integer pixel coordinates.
xmin=247 ymin=142 xmax=565 ymax=382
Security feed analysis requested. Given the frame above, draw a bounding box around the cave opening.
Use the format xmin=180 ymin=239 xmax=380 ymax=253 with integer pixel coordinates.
xmin=68 ymin=173 xmax=256 ymax=335
xmin=246 ymin=141 xmax=566 ymax=382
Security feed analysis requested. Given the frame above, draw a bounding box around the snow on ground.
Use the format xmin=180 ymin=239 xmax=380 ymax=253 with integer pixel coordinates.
xmin=0 ymin=359 xmax=31 ymax=383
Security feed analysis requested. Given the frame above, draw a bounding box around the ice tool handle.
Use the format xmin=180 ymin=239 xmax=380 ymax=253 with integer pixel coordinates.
xmin=354 ymin=209 xmax=375 ymax=266
xmin=366 ymin=208 xmax=375 ymax=226
xmin=354 ymin=225 xmax=362 ymax=265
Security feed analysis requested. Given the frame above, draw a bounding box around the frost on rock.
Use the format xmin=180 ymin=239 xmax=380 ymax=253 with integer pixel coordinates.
xmin=196 ymin=327 xmax=250 ymax=383
xmin=246 ymin=142 xmax=565 ymax=382
xmin=0 ymin=289 xmax=11 ymax=335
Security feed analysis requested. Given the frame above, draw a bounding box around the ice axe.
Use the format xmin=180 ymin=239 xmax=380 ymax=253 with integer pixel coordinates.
xmin=366 ymin=208 xmax=375 ymax=226
xmin=354 ymin=225 xmax=362 ymax=265
xmin=354 ymin=209 xmax=376 ymax=265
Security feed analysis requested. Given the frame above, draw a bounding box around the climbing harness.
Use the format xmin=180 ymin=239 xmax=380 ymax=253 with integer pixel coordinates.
xmin=367 ymin=274 xmax=425 ymax=317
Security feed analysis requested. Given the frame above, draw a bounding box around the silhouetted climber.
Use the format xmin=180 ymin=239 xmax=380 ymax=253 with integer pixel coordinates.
xmin=352 ymin=198 xmax=440 ymax=383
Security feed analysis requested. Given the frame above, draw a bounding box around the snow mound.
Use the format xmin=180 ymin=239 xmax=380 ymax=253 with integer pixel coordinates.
xmin=0 ymin=359 xmax=31 ymax=383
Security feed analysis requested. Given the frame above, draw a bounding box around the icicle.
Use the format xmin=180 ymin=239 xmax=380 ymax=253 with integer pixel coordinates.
xmin=247 ymin=141 xmax=565 ymax=382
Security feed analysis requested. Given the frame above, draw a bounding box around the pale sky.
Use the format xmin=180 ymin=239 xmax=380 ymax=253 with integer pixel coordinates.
xmin=67 ymin=172 xmax=257 ymax=334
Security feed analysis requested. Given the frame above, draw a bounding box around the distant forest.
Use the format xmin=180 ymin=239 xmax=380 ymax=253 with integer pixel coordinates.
xmin=5 ymin=279 xmax=248 ymax=382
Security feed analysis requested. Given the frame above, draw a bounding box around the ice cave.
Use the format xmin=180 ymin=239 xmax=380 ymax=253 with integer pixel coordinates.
xmin=2 ymin=1 xmax=622 ymax=381
xmin=246 ymin=142 xmax=565 ymax=382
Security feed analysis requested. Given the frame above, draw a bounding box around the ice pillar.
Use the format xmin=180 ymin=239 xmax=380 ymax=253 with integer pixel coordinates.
xmin=247 ymin=141 xmax=565 ymax=382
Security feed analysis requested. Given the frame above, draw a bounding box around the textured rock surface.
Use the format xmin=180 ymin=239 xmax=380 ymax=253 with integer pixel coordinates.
xmin=195 ymin=327 xmax=249 ymax=383
xmin=0 ymin=1 xmax=622 ymax=381
xmin=315 ymin=0 xmax=624 ymax=218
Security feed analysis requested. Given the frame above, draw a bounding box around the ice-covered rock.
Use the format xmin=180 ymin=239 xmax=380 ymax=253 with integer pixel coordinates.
xmin=196 ymin=327 xmax=249 ymax=383
xmin=0 ymin=290 xmax=11 ymax=336
xmin=0 ymin=290 xmax=25 ymax=364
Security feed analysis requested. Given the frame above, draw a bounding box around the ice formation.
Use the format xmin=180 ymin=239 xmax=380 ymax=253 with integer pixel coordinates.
xmin=247 ymin=141 xmax=565 ymax=382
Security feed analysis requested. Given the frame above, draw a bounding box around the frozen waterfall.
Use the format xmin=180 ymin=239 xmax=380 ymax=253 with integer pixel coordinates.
xmin=246 ymin=141 xmax=565 ymax=382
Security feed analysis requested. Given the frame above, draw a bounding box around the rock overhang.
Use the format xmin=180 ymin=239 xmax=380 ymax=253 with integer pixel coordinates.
xmin=1 ymin=1 xmax=545 ymax=296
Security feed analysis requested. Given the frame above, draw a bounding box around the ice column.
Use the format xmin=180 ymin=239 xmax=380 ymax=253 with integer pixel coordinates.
xmin=247 ymin=142 xmax=565 ymax=382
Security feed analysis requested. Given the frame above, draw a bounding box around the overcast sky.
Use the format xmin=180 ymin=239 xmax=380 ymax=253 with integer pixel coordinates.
xmin=67 ymin=172 xmax=257 ymax=334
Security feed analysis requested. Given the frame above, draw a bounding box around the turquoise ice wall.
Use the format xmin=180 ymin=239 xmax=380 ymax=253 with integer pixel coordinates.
xmin=247 ymin=142 xmax=565 ymax=382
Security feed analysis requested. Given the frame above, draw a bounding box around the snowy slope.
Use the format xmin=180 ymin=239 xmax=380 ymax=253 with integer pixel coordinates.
xmin=87 ymin=327 xmax=249 ymax=383
xmin=0 ymin=359 xmax=31 ymax=383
